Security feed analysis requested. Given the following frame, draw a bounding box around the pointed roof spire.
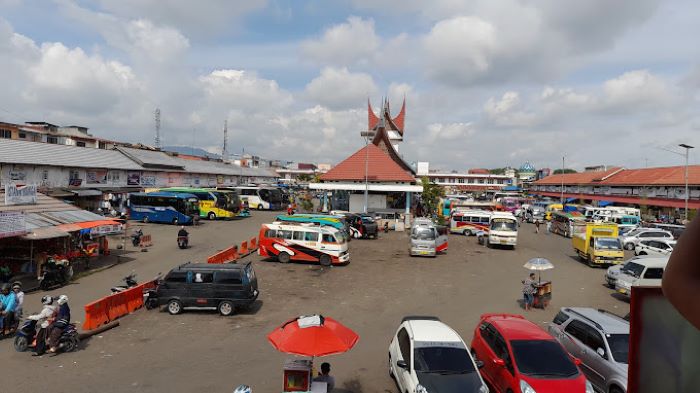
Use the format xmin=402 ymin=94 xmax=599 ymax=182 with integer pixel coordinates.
xmin=368 ymin=98 xmax=379 ymax=130
xmin=392 ymin=96 xmax=406 ymax=134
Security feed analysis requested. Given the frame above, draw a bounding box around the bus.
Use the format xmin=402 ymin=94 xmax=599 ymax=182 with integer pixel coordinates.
xmin=128 ymin=192 xmax=199 ymax=225
xmin=236 ymin=186 xmax=284 ymax=210
xmin=449 ymin=210 xmax=491 ymax=235
xmin=258 ymin=222 xmax=350 ymax=266
xmin=487 ymin=212 xmax=518 ymax=249
xmin=550 ymin=211 xmax=586 ymax=237
xmin=160 ymin=187 xmax=238 ymax=220
xmin=610 ymin=214 xmax=641 ymax=234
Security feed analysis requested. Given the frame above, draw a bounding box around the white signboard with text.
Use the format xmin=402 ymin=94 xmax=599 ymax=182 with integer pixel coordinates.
xmin=4 ymin=184 xmax=38 ymax=205
xmin=0 ymin=211 xmax=27 ymax=239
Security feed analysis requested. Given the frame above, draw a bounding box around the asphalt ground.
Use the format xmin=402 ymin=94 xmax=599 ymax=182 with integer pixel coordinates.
xmin=3 ymin=214 xmax=630 ymax=393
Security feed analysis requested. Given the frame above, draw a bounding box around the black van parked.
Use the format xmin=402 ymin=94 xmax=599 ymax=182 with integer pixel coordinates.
xmin=155 ymin=262 xmax=259 ymax=316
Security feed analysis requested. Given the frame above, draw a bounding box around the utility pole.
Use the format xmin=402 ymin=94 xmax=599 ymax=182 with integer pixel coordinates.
xmin=154 ymin=108 xmax=161 ymax=148
xmin=222 ymin=120 xmax=228 ymax=161
xmin=679 ymin=144 xmax=694 ymax=222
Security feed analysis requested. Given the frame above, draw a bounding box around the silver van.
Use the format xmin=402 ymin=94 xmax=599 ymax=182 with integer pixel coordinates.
xmin=409 ymin=218 xmax=448 ymax=257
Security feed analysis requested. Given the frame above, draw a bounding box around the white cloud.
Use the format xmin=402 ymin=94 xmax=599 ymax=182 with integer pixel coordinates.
xmin=427 ymin=122 xmax=474 ymax=141
xmin=199 ymin=69 xmax=293 ymax=114
xmin=304 ymin=67 xmax=377 ymax=110
xmin=602 ymin=70 xmax=674 ymax=111
xmin=301 ymin=16 xmax=379 ymax=66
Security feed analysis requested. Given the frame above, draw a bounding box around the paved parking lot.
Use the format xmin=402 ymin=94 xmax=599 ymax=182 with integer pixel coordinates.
xmin=3 ymin=214 xmax=630 ymax=393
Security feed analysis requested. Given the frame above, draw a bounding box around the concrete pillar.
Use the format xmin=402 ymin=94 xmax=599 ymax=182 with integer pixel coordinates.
xmin=405 ymin=191 xmax=412 ymax=214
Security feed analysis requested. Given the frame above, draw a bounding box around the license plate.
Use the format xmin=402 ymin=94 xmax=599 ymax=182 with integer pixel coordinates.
xmin=499 ymin=240 xmax=508 ymax=244
xmin=419 ymin=251 xmax=430 ymax=255
xmin=618 ymin=289 xmax=627 ymax=294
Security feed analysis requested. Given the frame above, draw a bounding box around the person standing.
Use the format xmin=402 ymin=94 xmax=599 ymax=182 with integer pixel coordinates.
xmin=0 ymin=283 xmax=17 ymax=336
xmin=522 ymin=273 xmax=537 ymax=311
xmin=535 ymin=220 xmax=541 ymax=234
xmin=313 ymin=362 xmax=335 ymax=392
xmin=546 ymin=220 xmax=552 ymax=235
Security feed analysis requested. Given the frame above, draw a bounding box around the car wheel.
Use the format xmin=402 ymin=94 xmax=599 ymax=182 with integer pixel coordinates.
xmin=172 ymin=217 xmax=179 ymax=225
xmin=610 ymin=386 xmax=624 ymax=393
xmin=218 ymin=300 xmax=235 ymax=316
xmin=257 ymin=205 xmax=263 ymax=211
xmin=638 ymin=251 xmax=647 ymax=255
xmin=319 ymin=254 xmax=332 ymax=267
xmin=208 ymin=212 xmax=216 ymax=220
xmin=624 ymin=243 xmax=634 ymax=250
xmin=142 ymin=216 xmax=149 ymax=223
xmin=14 ymin=336 xmax=28 ymax=352
xmin=278 ymin=252 xmax=291 ymax=264
xmin=167 ymin=299 xmax=183 ymax=315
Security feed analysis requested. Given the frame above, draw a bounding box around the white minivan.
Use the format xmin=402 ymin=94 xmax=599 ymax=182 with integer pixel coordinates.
xmin=615 ymin=257 xmax=668 ymax=298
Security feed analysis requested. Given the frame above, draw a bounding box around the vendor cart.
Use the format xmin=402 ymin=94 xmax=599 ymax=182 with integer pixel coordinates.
xmin=532 ymin=281 xmax=552 ymax=309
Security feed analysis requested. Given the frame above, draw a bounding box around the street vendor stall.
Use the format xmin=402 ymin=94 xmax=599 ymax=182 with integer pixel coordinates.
xmin=523 ymin=257 xmax=554 ymax=309
xmin=268 ymin=314 xmax=359 ymax=392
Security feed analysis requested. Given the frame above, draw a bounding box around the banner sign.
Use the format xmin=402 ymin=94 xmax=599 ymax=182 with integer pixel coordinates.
xmin=127 ymin=171 xmax=141 ymax=186
xmin=86 ymin=170 xmax=108 ymax=184
xmin=141 ymin=173 xmax=156 ymax=186
xmin=4 ymin=184 xmax=37 ymax=205
xmin=90 ymin=222 xmax=124 ymax=236
xmin=0 ymin=211 xmax=27 ymax=238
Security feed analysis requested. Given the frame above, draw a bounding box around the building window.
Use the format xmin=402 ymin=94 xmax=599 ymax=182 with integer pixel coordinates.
xmin=0 ymin=129 xmax=11 ymax=138
xmin=458 ymin=178 xmax=465 ymax=184
xmin=42 ymin=169 xmax=49 ymax=181
xmin=479 ymin=179 xmax=485 ymax=184
xmin=47 ymin=136 xmax=59 ymax=144
xmin=76 ymin=141 xmax=86 ymax=147
xmin=18 ymin=132 xmax=26 ymax=139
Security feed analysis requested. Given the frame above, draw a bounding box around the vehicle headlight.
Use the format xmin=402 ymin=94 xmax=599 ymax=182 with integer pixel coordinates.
xmin=520 ymin=380 xmax=537 ymax=393
xmin=416 ymin=384 xmax=428 ymax=393
xmin=585 ymin=380 xmax=594 ymax=393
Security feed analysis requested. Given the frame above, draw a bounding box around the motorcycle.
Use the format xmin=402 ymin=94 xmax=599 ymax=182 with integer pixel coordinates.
xmin=38 ymin=257 xmax=73 ymax=290
xmin=383 ymin=222 xmax=390 ymax=233
xmin=14 ymin=319 xmax=79 ymax=354
xmin=177 ymin=235 xmax=189 ymax=249
xmin=131 ymin=229 xmax=143 ymax=247
xmin=111 ymin=273 xmax=138 ymax=293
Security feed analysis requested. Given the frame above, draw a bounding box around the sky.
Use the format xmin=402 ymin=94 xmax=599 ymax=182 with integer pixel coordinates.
xmin=1 ymin=0 xmax=699 ymax=172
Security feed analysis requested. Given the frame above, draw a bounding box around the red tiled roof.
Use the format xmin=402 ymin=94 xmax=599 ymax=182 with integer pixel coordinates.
xmin=320 ymin=144 xmax=415 ymax=182
xmin=534 ymin=167 xmax=623 ymax=185
xmin=535 ymin=165 xmax=700 ymax=186
xmin=599 ymin=165 xmax=700 ymax=186
xmin=468 ymin=168 xmax=490 ymax=174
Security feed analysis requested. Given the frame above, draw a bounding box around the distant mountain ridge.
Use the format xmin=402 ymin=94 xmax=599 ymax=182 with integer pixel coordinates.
xmin=162 ymin=145 xmax=221 ymax=159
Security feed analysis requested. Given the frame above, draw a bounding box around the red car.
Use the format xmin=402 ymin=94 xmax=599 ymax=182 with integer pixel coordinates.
xmin=470 ymin=313 xmax=594 ymax=393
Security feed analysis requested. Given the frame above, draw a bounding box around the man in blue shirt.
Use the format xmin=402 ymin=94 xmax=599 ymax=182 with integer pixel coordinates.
xmin=0 ymin=283 xmax=17 ymax=336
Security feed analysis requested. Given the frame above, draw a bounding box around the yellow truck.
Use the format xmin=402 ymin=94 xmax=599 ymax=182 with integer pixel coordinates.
xmin=571 ymin=222 xmax=624 ymax=266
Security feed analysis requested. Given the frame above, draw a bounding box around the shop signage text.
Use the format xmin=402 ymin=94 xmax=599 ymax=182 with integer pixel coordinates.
xmin=4 ymin=183 xmax=38 ymax=205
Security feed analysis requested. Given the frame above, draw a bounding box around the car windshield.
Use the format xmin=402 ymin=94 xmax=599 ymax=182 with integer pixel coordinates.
xmin=625 ymin=228 xmax=644 ymax=237
xmin=491 ymin=219 xmax=517 ymax=231
xmin=621 ymin=262 xmax=645 ymax=278
xmin=607 ymin=334 xmax=629 ymax=364
xmin=595 ymin=238 xmax=621 ymax=250
xmin=361 ymin=217 xmax=375 ymax=223
xmin=510 ymin=340 xmax=579 ymax=378
xmin=412 ymin=227 xmax=436 ymax=240
xmin=413 ymin=346 xmax=476 ymax=374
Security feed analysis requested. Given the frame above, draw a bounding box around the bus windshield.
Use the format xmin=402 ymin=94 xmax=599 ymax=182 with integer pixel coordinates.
xmin=491 ymin=219 xmax=517 ymax=231
xmin=412 ymin=227 xmax=436 ymax=240
xmin=183 ymin=198 xmax=199 ymax=215
xmin=260 ymin=188 xmax=282 ymax=203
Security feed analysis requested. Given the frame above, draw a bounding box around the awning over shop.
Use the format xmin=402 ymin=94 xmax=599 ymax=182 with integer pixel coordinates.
xmin=598 ymin=200 xmax=613 ymax=207
xmin=565 ymin=197 xmax=577 ymax=203
xmin=69 ymin=189 xmax=103 ymax=197
xmin=46 ymin=189 xmax=76 ymax=198
xmin=21 ymin=226 xmax=70 ymax=240
xmin=55 ymin=219 xmax=124 ymax=235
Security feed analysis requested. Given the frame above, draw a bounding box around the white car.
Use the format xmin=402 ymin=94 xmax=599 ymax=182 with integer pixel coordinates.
xmin=619 ymin=228 xmax=673 ymax=251
xmin=389 ymin=316 xmax=489 ymax=393
xmin=634 ymin=239 xmax=676 ymax=257
xmin=615 ymin=257 xmax=668 ymax=298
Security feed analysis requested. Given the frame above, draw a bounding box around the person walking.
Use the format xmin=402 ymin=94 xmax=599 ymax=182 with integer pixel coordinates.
xmin=522 ymin=273 xmax=537 ymax=311
xmin=535 ymin=220 xmax=541 ymax=234
xmin=545 ymin=220 xmax=552 ymax=235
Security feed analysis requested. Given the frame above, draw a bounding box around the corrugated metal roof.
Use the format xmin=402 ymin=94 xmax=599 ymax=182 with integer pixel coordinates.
xmin=116 ymin=147 xmax=185 ymax=170
xmin=535 ymin=165 xmax=700 ymax=187
xmin=533 ymin=167 xmax=623 ymax=185
xmin=0 ymin=139 xmax=143 ymax=170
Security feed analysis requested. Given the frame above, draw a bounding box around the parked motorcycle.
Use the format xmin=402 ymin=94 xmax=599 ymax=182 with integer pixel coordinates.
xmin=14 ymin=319 xmax=79 ymax=354
xmin=38 ymin=257 xmax=73 ymax=290
xmin=111 ymin=273 xmax=138 ymax=293
xmin=177 ymin=235 xmax=189 ymax=249
xmin=131 ymin=229 xmax=143 ymax=247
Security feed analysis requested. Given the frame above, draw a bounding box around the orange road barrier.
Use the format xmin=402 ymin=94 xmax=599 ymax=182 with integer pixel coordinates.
xmin=139 ymin=234 xmax=153 ymax=248
xmin=240 ymin=241 xmax=249 ymax=256
xmin=249 ymin=237 xmax=257 ymax=251
xmin=207 ymin=246 xmax=238 ymax=264
xmin=82 ymin=279 xmax=157 ymax=331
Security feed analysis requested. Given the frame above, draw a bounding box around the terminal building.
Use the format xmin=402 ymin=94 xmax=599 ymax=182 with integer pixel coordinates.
xmin=310 ymin=99 xmax=422 ymax=213
xmin=531 ymin=166 xmax=700 ymax=218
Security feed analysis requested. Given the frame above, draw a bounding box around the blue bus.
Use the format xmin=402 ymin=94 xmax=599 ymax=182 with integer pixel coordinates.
xmin=128 ymin=192 xmax=199 ymax=225
xmin=275 ymin=214 xmax=348 ymax=232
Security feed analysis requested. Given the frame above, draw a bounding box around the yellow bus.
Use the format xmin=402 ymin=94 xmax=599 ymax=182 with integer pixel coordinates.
xmin=159 ymin=187 xmax=239 ymax=220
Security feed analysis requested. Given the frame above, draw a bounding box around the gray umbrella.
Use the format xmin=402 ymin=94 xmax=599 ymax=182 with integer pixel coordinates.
xmin=523 ymin=257 xmax=554 ymax=282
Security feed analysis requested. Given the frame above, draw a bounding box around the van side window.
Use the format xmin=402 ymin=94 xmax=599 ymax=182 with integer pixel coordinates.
xmin=292 ymin=231 xmax=304 ymax=241
xmin=644 ymin=268 xmax=664 ymax=279
xmin=304 ymin=232 xmax=319 ymax=242
xmin=265 ymin=229 xmax=277 ymax=238
xmin=322 ymin=234 xmax=337 ymax=243
xmin=192 ymin=272 xmax=213 ymax=283
xmin=480 ymin=217 xmax=489 ymax=223
xmin=166 ymin=272 xmax=187 ymax=283
xmin=279 ymin=230 xmax=293 ymax=239
xmin=214 ymin=271 xmax=242 ymax=285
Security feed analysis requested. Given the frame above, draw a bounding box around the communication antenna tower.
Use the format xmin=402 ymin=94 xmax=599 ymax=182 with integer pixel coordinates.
xmin=222 ymin=120 xmax=228 ymax=161
xmin=154 ymin=108 xmax=161 ymax=148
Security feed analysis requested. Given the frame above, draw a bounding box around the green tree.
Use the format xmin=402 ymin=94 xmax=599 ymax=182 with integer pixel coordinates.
xmin=553 ymin=169 xmax=577 ymax=174
xmin=297 ymin=174 xmax=312 ymax=182
xmin=489 ymin=168 xmax=506 ymax=175
xmin=421 ymin=176 xmax=445 ymax=218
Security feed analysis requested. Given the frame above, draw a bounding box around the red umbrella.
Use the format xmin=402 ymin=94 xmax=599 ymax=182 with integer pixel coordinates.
xmin=267 ymin=315 xmax=359 ymax=357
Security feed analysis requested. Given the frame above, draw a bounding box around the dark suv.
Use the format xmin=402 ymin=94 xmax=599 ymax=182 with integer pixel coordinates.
xmin=156 ymin=262 xmax=259 ymax=316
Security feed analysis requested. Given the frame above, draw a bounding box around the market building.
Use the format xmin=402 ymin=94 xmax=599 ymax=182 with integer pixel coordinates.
xmin=415 ymin=162 xmax=514 ymax=192
xmin=531 ymin=165 xmax=700 ymax=218
xmin=309 ymin=99 xmax=422 ymax=213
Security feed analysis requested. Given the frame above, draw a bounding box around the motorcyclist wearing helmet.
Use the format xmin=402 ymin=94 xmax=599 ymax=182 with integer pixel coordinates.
xmin=48 ymin=295 xmax=71 ymax=353
xmin=0 ymin=283 xmax=17 ymax=336
xmin=178 ymin=226 xmax=189 ymax=237
xmin=27 ymin=295 xmax=57 ymax=355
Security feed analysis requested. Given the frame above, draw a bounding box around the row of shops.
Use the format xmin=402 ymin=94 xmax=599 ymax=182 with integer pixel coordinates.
xmin=0 ymin=190 xmax=124 ymax=282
